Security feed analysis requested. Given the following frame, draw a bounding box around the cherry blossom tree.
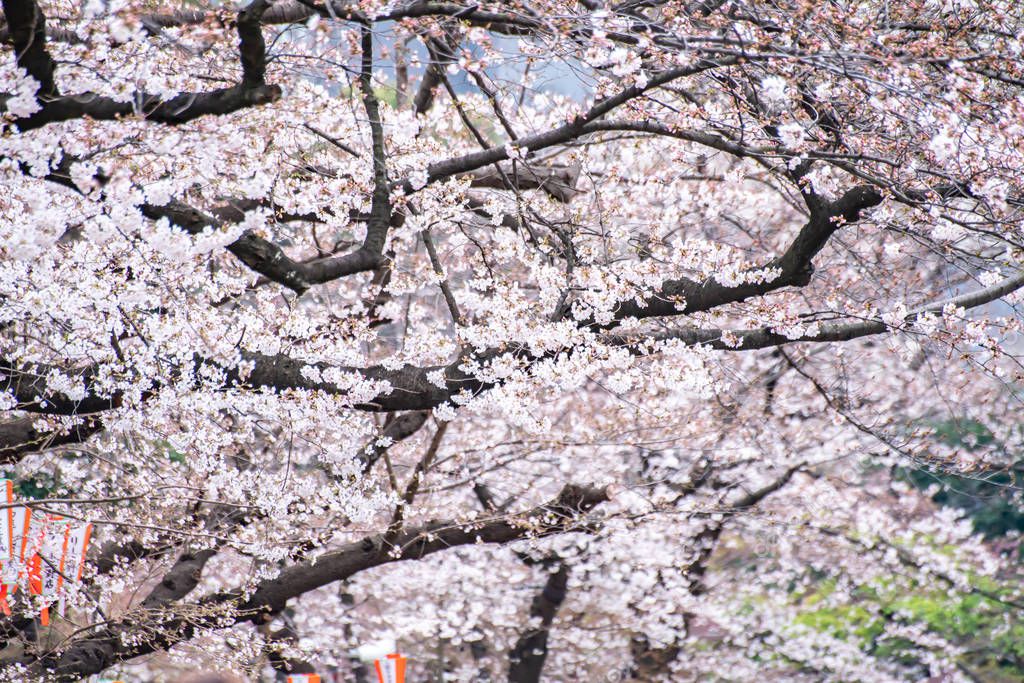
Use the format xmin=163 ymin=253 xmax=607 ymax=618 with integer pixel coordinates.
xmin=2 ymin=0 xmax=1024 ymax=680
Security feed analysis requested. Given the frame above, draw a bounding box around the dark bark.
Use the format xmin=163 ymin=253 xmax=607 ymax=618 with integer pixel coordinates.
xmin=604 ymin=185 xmax=882 ymax=325
xmin=358 ymin=26 xmax=393 ymax=258
xmin=467 ymin=163 xmax=581 ymax=203
xmin=139 ymin=549 xmax=218 ymax=610
xmin=399 ymin=60 xmax=739 ymax=193
xmin=24 ymin=189 xmax=993 ymax=423
xmin=5 ymin=0 xmax=281 ymax=130
xmin=7 ymin=49 xmax=729 ymax=300
xmin=358 ymin=411 xmax=430 ymax=472
xmin=4 ymin=1 xmax=541 ymax=40
xmin=118 ymin=25 xmax=391 ymax=296
xmin=0 ymin=416 xmax=102 ymax=464
xmin=414 ymin=31 xmax=460 ymax=115
xmin=0 ymin=359 xmax=125 ymax=415
xmin=11 ymin=84 xmax=282 ymax=131
xmin=31 ymin=484 xmax=609 ymax=680
xmin=507 ymin=564 xmax=569 ymax=683
xmin=605 ymin=269 xmax=1024 ymax=353
xmin=139 ymin=200 xmax=383 ymax=294
xmin=1 ymin=0 xmax=58 ymax=96
xmin=238 ymin=0 xmax=271 ymax=88
xmin=0 ymin=347 xmax=471 ymax=416
xmin=114 ymin=2 xmax=540 ymax=38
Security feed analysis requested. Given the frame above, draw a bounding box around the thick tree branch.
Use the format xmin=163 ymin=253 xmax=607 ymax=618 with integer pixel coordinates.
xmin=0 ymin=347 xmax=465 ymax=416
xmin=611 ymin=270 xmax=1024 ymax=351
xmin=202 ymin=161 xmax=575 ymax=293
xmin=139 ymin=549 xmax=218 ymax=610
xmin=11 ymin=82 xmax=282 ymax=132
xmin=467 ymin=163 xmax=581 ymax=203
xmin=358 ymin=410 xmax=430 ymax=472
xmin=238 ymin=0 xmax=272 ymax=88
xmin=359 ymin=25 xmax=392 ymax=257
xmin=1 ymin=0 xmax=58 ymax=97
xmin=0 ymin=360 xmax=125 ymax=415
xmin=414 ymin=31 xmax=460 ymax=115
xmin=140 ymin=201 xmax=382 ymax=295
xmin=507 ymin=563 xmax=568 ymax=683
xmin=137 ymin=24 xmax=394 ymax=294
xmin=19 ymin=249 xmax=1016 ymax=421
xmin=10 ymin=56 xmax=726 ymax=298
xmin=398 ymin=58 xmax=739 ymax=193
xmin=604 ymin=185 xmax=883 ymax=324
xmin=5 ymin=1 xmax=281 ymax=130
xmin=32 ymin=484 xmax=609 ymax=680
xmin=0 ymin=416 xmax=102 ymax=464
xmin=581 ymin=119 xmax=765 ymax=160
xmin=13 ymin=262 xmax=1015 ymax=422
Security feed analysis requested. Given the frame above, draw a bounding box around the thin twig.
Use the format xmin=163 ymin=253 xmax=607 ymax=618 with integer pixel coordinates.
xmin=302 ymin=122 xmax=361 ymax=157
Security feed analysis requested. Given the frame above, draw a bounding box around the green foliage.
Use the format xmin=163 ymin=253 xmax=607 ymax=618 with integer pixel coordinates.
xmin=897 ymin=418 xmax=1024 ymax=541
xmin=931 ymin=418 xmax=997 ymax=449
xmin=745 ymin=417 xmax=1024 ymax=678
xmin=373 ymin=86 xmax=399 ymax=109
xmin=2 ymin=472 xmax=54 ymax=499
xmin=791 ymin=576 xmax=1024 ymax=679
xmin=157 ymin=439 xmax=186 ymax=464
xmin=793 ymin=604 xmax=884 ymax=644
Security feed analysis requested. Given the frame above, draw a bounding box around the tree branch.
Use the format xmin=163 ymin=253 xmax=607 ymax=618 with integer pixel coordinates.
xmin=1 ymin=0 xmax=58 ymax=97
xmin=140 ymin=201 xmax=382 ymax=295
xmin=15 ymin=256 xmax=1011 ymax=422
xmin=358 ymin=410 xmax=430 ymax=472
xmin=610 ymin=270 xmax=1024 ymax=352
xmin=5 ymin=1 xmax=281 ymax=130
xmin=238 ymin=0 xmax=272 ymax=89
xmin=0 ymin=416 xmax=102 ymax=464
xmin=32 ymin=484 xmax=609 ymax=680
xmin=603 ymin=184 xmax=883 ymax=325
xmin=466 ymin=163 xmax=581 ymax=203
xmin=385 ymin=420 xmax=448 ymax=543
xmin=507 ymin=563 xmax=568 ymax=683
xmin=413 ymin=31 xmax=460 ymax=115
xmin=359 ymin=24 xmax=392 ymax=257
xmin=11 ymin=82 xmax=283 ymax=132
xmin=139 ymin=549 xmax=218 ymax=610
xmin=398 ymin=58 xmax=739 ymax=193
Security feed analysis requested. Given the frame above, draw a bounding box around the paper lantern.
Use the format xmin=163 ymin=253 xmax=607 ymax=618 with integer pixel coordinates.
xmin=374 ymin=653 xmax=407 ymax=683
xmin=0 ymin=480 xmax=93 ymax=623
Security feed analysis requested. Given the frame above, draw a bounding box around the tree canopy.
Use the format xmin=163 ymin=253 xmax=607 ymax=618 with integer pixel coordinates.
xmin=2 ymin=0 xmax=1024 ymax=680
